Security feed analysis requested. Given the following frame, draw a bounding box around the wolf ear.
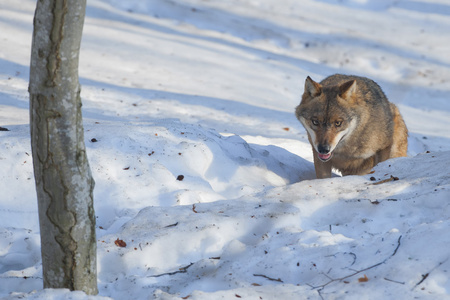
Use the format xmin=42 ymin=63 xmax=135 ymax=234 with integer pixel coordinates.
xmin=339 ymin=80 xmax=357 ymax=100
xmin=304 ymin=76 xmax=322 ymax=97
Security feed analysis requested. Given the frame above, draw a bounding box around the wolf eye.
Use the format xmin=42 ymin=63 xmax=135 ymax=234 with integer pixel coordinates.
xmin=312 ymin=119 xmax=319 ymax=126
xmin=335 ymin=121 xmax=342 ymax=127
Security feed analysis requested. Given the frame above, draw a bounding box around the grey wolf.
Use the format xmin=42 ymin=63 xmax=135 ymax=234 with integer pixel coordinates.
xmin=295 ymin=74 xmax=408 ymax=179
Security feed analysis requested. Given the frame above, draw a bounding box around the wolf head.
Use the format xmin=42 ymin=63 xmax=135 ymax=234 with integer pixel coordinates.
xmin=295 ymin=76 xmax=358 ymax=162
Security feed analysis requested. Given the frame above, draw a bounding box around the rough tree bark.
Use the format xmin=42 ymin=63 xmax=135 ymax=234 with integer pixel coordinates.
xmin=29 ymin=0 xmax=97 ymax=294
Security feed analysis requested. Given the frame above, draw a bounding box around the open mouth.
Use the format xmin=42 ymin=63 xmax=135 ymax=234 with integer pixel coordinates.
xmin=317 ymin=152 xmax=333 ymax=162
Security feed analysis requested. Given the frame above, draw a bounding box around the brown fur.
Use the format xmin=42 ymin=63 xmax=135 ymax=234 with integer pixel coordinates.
xmin=295 ymin=74 xmax=408 ymax=179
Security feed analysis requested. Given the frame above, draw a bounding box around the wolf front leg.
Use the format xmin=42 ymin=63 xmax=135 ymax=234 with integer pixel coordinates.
xmin=312 ymin=149 xmax=332 ymax=179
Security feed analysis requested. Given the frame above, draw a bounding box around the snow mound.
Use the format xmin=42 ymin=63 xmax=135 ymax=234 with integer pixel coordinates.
xmin=86 ymin=120 xmax=315 ymax=232
xmin=95 ymin=150 xmax=450 ymax=299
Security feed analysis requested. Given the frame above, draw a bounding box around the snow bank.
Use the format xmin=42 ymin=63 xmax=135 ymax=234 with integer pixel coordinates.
xmin=85 ymin=120 xmax=315 ymax=231
xmin=93 ymin=150 xmax=450 ymax=299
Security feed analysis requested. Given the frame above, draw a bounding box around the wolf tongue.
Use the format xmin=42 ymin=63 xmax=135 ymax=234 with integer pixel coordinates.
xmin=319 ymin=153 xmax=331 ymax=160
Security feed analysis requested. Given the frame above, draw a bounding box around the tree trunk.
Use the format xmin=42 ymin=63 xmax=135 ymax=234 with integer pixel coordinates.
xmin=29 ymin=0 xmax=98 ymax=294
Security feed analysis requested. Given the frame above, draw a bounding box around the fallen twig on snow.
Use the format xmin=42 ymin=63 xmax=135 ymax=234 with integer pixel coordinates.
xmin=308 ymin=235 xmax=402 ymax=293
xmin=164 ymin=222 xmax=179 ymax=228
xmin=412 ymin=257 xmax=450 ymax=290
xmin=371 ymin=175 xmax=399 ymax=185
xmin=149 ymin=262 xmax=194 ymax=278
xmin=384 ymin=277 xmax=405 ymax=285
xmin=253 ymin=274 xmax=284 ymax=282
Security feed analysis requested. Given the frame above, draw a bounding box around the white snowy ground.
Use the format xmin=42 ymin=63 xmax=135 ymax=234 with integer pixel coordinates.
xmin=1 ymin=0 xmax=450 ymax=299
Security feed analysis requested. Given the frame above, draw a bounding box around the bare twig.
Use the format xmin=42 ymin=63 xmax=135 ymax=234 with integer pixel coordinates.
xmin=414 ymin=273 xmax=429 ymax=289
xmin=348 ymin=252 xmax=357 ymax=266
xmin=0 ymin=275 xmax=42 ymax=280
xmin=164 ymin=222 xmax=179 ymax=228
xmin=372 ymin=175 xmax=399 ymax=185
xmin=317 ymin=289 xmax=324 ymax=300
xmin=412 ymin=257 xmax=450 ymax=290
xmin=384 ymin=277 xmax=405 ymax=285
xmin=391 ymin=236 xmax=402 ymax=257
xmin=149 ymin=263 xmax=194 ymax=278
xmin=253 ymin=274 xmax=284 ymax=282
xmin=308 ymin=235 xmax=402 ymax=290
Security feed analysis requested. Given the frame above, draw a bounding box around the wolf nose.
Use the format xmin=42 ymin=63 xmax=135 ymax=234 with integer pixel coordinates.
xmin=318 ymin=144 xmax=331 ymax=154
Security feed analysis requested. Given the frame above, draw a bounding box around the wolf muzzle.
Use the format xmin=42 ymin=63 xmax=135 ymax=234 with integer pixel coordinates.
xmin=317 ymin=144 xmax=332 ymax=162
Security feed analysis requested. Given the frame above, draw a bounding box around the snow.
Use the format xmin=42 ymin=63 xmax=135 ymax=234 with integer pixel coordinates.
xmin=1 ymin=0 xmax=450 ymax=299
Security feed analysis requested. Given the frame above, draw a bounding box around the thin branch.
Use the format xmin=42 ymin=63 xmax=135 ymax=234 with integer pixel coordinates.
xmin=0 ymin=275 xmax=43 ymax=280
xmin=413 ymin=273 xmax=429 ymax=289
xmin=317 ymin=288 xmax=325 ymax=300
xmin=391 ymin=236 xmax=402 ymax=257
xmin=149 ymin=263 xmax=194 ymax=278
xmin=253 ymin=274 xmax=284 ymax=282
xmin=372 ymin=175 xmax=399 ymax=185
xmin=384 ymin=277 xmax=405 ymax=285
xmin=412 ymin=257 xmax=450 ymax=290
xmin=308 ymin=235 xmax=402 ymax=290
xmin=164 ymin=222 xmax=179 ymax=228
xmin=348 ymin=252 xmax=357 ymax=266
